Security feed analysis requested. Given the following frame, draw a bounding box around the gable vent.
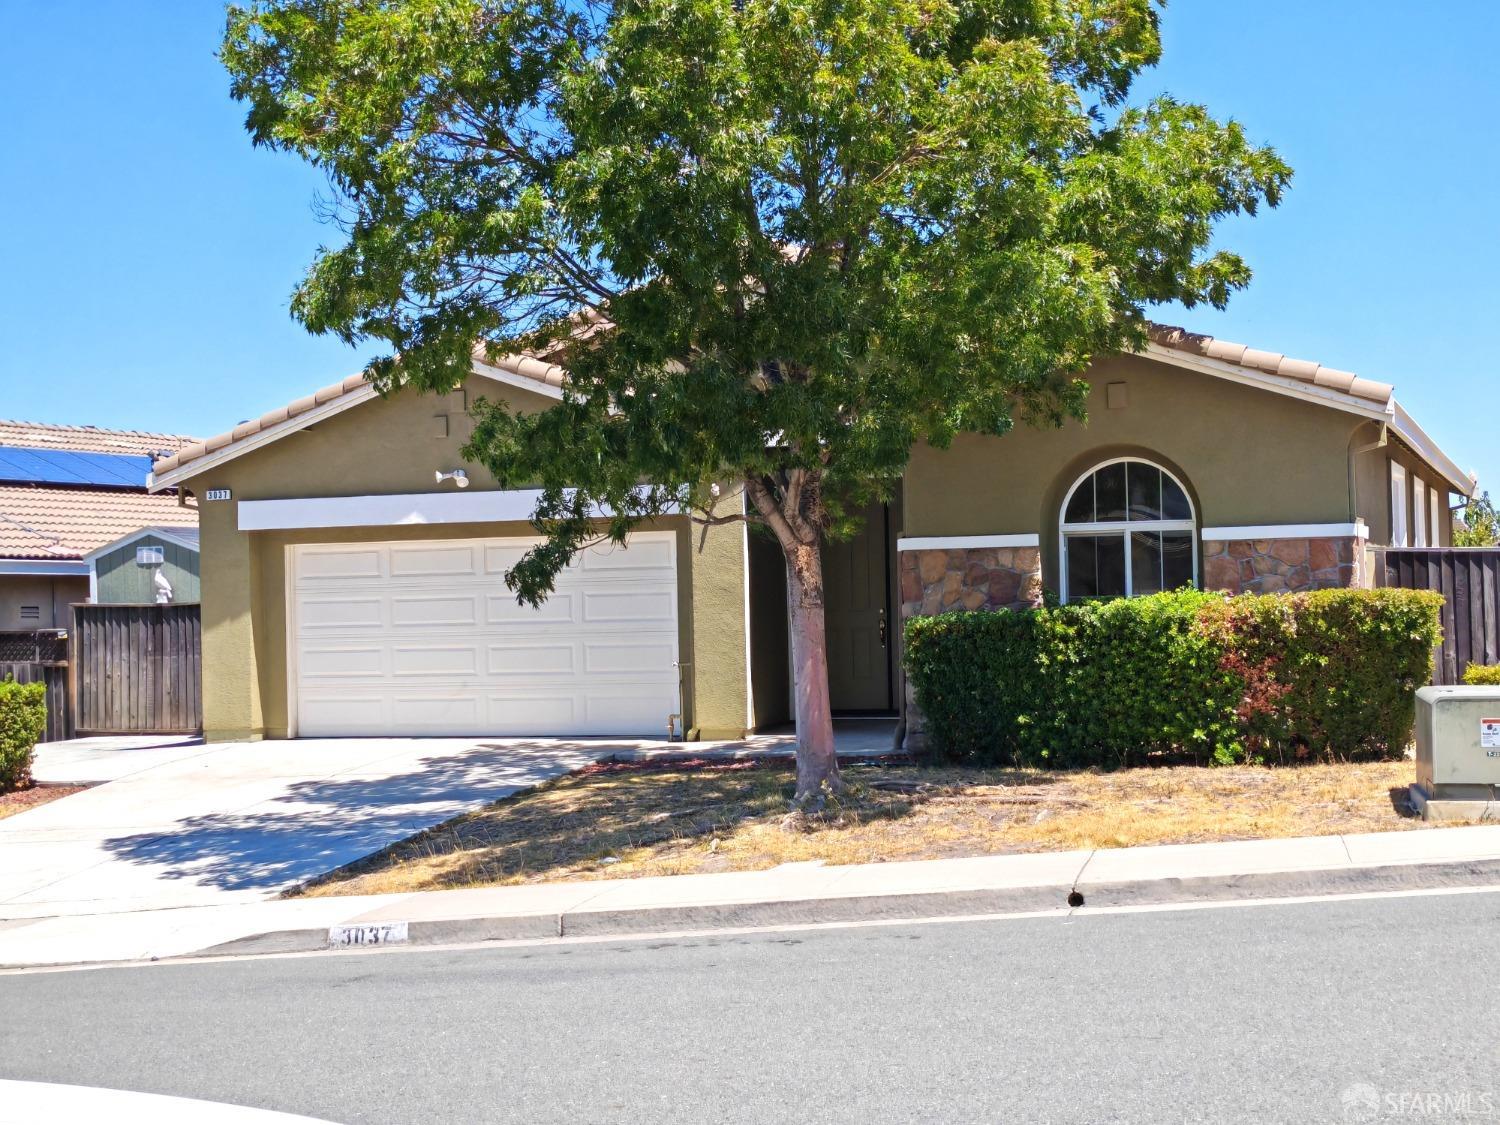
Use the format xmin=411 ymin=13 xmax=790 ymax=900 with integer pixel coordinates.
xmin=19 ymin=606 xmax=40 ymax=620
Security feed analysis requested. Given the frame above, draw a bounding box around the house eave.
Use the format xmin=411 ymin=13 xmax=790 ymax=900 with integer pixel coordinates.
xmin=1142 ymin=342 xmax=1393 ymax=422
xmin=0 ymin=558 xmax=91 ymax=577
xmin=1390 ymin=401 xmax=1477 ymax=498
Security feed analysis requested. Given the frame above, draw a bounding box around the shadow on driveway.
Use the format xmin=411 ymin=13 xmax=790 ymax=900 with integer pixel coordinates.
xmin=98 ymin=742 xmax=640 ymax=895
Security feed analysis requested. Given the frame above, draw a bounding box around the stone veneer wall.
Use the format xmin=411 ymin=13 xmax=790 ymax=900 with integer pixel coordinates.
xmin=898 ymin=545 xmax=1043 ymax=750
xmin=899 ymin=546 xmax=1044 ymax=618
xmin=1201 ymin=536 xmax=1368 ymax=594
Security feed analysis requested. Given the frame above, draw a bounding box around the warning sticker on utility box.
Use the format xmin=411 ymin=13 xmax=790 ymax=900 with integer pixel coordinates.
xmin=1482 ymin=719 xmax=1500 ymax=749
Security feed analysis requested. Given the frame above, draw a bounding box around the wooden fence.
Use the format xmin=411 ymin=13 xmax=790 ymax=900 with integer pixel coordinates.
xmin=1380 ymin=548 xmax=1500 ymax=685
xmin=0 ymin=631 xmax=72 ymax=742
xmin=70 ymin=604 xmax=202 ymax=735
xmin=0 ymin=660 xmax=72 ymax=743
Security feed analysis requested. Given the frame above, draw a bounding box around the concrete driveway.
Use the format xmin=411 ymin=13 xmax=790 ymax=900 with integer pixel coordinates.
xmin=0 ymin=736 xmax=635 ymax=919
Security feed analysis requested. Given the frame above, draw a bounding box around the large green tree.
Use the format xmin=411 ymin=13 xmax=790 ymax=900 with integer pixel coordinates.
xmin=224 ymin=0 xmax=1288 ymax=801
xmin=1456 ymin=491 xmax=1499 ymax=547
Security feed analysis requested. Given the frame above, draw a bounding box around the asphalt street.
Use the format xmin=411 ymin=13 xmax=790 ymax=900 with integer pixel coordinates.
xmin=3 ymin=890 xmax=1499 ymax=1124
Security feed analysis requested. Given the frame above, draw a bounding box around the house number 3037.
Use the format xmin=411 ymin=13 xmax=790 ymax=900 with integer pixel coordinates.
xmin=204 ymin=488 xmax=232 ymax=502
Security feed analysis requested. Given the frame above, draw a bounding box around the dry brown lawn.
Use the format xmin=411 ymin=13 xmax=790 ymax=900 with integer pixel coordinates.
xmin=0 ymin=784 xmax=85 ymax=821
xmin=294 ymin=756 xmax=1434 ymax=899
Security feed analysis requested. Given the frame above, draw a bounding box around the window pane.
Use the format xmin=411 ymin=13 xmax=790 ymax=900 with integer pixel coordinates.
xmin=1126 ymin=464 xmax=1163 ymax=522
xmin=1162 ymin=532 xmax=1195 ymax=591
xmin=1095 ymin=463 xmax=1127 ymax=522
xmin=1130 ymin=531 xmax=1163 ymax=594
xmin=1391 ymin=462 xmax=1408 ymax=547
xmin=1161 ymin=474 xmax=1191 ymax=521
xmin=1068 ymin=534 xmax=1127 ymax=600
xmin=1064 ymin=475 xmax=1095 ymax=524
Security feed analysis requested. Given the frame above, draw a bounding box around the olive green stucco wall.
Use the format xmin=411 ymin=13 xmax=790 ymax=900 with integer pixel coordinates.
xmin=1351 ymin=424 xmax=1455 ymax=548
xmin=183 ymin=375 xmax=751 ymax=742
xmin=902 ymin=353 xmax=1388 ymax=591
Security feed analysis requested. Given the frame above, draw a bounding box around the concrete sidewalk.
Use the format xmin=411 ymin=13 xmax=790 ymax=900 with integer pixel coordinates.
xmin=6 ymin=823 xmax=1500 ymax=970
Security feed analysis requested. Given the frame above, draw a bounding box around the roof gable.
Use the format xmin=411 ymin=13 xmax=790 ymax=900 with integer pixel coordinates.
xmin=149 ymin=325 xmax=1476 ymax=498
xmin=149 ymin=356 xmax=563 ymax=488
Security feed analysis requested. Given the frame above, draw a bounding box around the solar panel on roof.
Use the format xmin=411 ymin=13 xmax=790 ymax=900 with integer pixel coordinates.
xmin=0 ymin=445 xmax=153 ymax=488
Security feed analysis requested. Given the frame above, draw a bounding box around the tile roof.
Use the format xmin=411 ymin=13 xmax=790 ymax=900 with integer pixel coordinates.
xmin=153 ymin=325 xmax=1399 ymax=478
xmin=0 ymin=419 xmax=200 ymax=458
xmin=1146 ymin=324 xmax=1393 ymax=405
xmin=0 ymin=485 xmax=199 ymax=560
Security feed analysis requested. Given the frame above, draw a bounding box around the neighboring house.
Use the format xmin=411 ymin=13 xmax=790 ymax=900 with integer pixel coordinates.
xmin=0 ymin=421 xmax=200 ymax=630
xmin=149 ymin=326 xmax=1476 ymax=745
xmin=84 ymin=526 xmax=201 ymax=605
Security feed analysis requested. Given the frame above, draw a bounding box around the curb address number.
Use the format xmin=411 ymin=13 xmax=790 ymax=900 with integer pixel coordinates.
xmin=329 ymin=922 xmax=409 ymax=947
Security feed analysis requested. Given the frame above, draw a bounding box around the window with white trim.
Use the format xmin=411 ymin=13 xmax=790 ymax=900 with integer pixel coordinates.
xmin=1430 ymin=486 xmax=1442 ymax=546
xmin=1390 ymin=461 xmax=1409 ymax=547
xmin=1060 ymin=458 xmax=1196 ymax=602
xmin=1414 ymin=483 xmax=1427 ymax=547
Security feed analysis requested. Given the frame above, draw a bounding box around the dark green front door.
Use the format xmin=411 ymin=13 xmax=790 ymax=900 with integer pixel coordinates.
xmin=822 ymin=503 xmax=893 ymax=713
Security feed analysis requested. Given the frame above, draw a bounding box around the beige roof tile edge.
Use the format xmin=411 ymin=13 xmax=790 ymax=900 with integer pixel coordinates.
xmin=152 ymin=351 xmax=571 ymax=476
xmin=1146 ymin=323 xmax=1394 ymax=405
xmin=156 ymin=327 xmax=1401 ymax=477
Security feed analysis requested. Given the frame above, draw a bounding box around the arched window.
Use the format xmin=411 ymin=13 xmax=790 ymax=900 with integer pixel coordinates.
xmin=1060 ymin=458 xmax=1196 ymax=602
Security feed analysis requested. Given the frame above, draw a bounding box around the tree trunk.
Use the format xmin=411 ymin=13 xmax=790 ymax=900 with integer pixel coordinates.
xmin=786 ymin=537 xmax=842 ymax=802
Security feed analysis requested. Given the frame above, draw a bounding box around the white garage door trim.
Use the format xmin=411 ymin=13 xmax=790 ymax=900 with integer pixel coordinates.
xmin=286 ymin=532 xmax=680 ymax=738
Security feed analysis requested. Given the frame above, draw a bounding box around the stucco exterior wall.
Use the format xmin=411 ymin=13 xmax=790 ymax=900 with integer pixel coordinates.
xmin=1351 ymin=425 xmax=1455 ymax=548
xmin=0 ymin=575 xmax=86 ymax=630
xmin=182 ymin=376 xmax=750 ymax=742
xmin=902 ymin=353 xmax=1373 ymax=594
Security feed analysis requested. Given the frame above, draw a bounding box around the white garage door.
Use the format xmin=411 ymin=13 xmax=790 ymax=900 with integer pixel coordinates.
xmin=289 ymin=533 xmax=680 ymax=737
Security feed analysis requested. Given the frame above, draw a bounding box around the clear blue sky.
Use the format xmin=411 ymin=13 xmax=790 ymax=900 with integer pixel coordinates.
xmin=2 ymin=1 xmax=1496 ymax=497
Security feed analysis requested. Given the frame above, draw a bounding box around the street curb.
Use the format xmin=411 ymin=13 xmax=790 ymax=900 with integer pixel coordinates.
xmin=189 ymin=856 xmax=1500 ymax=961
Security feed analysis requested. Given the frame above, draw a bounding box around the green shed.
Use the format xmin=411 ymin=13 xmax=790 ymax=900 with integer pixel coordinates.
xmin=86 ymin=527 xmax=200 ymax=605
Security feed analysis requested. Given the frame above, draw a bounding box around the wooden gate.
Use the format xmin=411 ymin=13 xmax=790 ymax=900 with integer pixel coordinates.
xmin=70 ymin=604 xmax=202 ymax=735
xmin=0 ymin=631 xmax=72 ymax=742
xmin=1381 ymin=548 xmax=1500 ymax=684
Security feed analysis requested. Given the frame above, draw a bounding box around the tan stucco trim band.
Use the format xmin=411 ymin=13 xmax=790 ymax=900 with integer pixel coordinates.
xmin=239 ymin=486 xmax=668 ymax=531
xmin=1201 ymin=521 xmax=1368 ymax=542
xmin=240 ymin=489 xmax=551 ymax=531
xmin=897 ymin=533 xmax=1041 ymax=551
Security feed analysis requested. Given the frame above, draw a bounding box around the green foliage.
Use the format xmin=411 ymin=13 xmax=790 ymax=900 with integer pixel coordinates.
xmin=903 ymin=589 xmax=1443 ymax=768
xmin=1462 ymin=664 xmax=1500 ymax=686
xmin=1455 ymin=492 xmax=1499 ymax=547
xmin=0 ymin=680 xmax=47 ymax=793
xmin=222 ymin=0 xmax=1290 ymax=602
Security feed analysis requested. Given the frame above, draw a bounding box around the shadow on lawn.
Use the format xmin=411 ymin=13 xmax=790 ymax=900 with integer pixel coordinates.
xmin=97 ymin=741 xmax=642 ymax=894
xmin=297 ymin=759 xmax=1066 ymax=893
xmin=1387 ymin=785 xmax=1421 ymax=819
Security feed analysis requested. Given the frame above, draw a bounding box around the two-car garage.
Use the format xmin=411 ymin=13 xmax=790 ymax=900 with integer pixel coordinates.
xmin=288 ymin=532 xmax=681 ymax=738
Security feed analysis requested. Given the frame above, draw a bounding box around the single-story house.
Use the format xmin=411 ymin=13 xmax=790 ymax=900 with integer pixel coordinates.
xmin=84 ymin=526 xmax=201 ymax=605
xmin=0 ymin=421 xmax=199 ymax=630
xmin=148 ymin=325 xmax=1476 ymax=745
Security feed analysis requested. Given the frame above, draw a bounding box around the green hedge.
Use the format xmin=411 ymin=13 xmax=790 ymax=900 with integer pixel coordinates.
xmin=1463 ymin=664 xmax=1500 ymax=686
xmin=0 ymin=680 xmax=48 ymax=792
xmin=903 ymin=588 xmax=1443 ymax=768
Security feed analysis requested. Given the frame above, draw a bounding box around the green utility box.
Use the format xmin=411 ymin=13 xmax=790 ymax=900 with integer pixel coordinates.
xmin=1410 ymin=685 xmax=1500 ymax=821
